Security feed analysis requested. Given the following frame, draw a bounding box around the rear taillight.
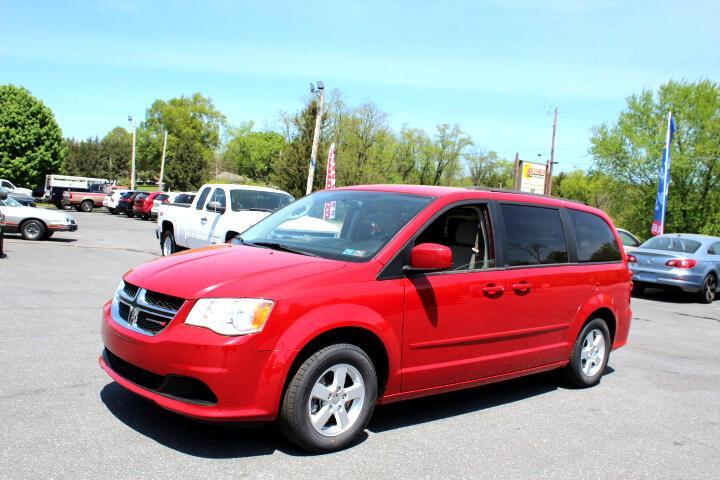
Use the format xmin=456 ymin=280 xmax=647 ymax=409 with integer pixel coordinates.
xmin=666 ymin=258 xmax=697 ymax=268
xmin=627 ymin=254 xmax=637 ymax=263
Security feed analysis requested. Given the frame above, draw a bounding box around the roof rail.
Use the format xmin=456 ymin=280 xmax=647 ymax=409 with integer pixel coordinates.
xmin=466 ymin=186 xmax=586 ymax=205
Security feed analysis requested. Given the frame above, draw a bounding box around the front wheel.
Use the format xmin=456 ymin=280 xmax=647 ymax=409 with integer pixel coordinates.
xmin=563 ymin=318 xmax=611 ymax=388
xmin=161 ymin=230 xmax=177 ymax=256
xmin=697 ymin=274 xmax=717 ymax=304
xmin=279 ymin=344 xmax=377 ymax=453
xmin=21 ymin=220 xmax=46 ymax=241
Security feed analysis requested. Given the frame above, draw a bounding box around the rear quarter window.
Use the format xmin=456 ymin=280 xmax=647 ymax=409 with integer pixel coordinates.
xmin=568 ymin=209 xmax=622 ymax=262
xmin=500 ymin=204 xmax=568 ymax=266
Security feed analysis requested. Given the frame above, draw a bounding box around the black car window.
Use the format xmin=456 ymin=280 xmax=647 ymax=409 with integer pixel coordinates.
xmin=568 ymin=209 xmax=622 ymax=262
xmin=209 ymin=188 xmax=227 ymax=209
xmin=414 ymin=204 xmax=495 ymax=271
xmin=640 ymin=236 xmax=701 ymax=254
xmin=501 ymin=204 xmax=568 ymax=266
xmin=618 ymin=230 xmax=640 ymax=247
xmin=230 ymin=190 xmax=294 ymax=212
xmin=709 ymin=242 xmax=720 ymax=255
xmin=195 ymin=187 xmax=211 ymax=210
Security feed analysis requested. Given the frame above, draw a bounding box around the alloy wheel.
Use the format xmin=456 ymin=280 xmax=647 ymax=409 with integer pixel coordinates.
xmin=580 ymin=328 xmax=606 ymax=377
xmin=707 ymin=277 xmax=716 ymax=302
xmin=308 ymin=363 xmax=366 ymax=437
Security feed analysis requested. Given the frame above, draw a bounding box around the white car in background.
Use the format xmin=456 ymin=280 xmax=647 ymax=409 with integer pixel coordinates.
xmin=617 ymin=228 xmax=641 ymax=253
xmin=156 ymin=183 xmax=293 ymax=255
xmin=0 ymin=189 xmax=77 ymax=240
xmin=0 ymin=179 xmax=33 ymax=197
xmin=150 ymin=191 xmax=195 ymax=220
xmin=103 ymin=189 xmax=130 ymax=214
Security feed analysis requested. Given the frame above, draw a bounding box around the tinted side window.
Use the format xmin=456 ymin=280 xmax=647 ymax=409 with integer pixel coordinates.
xmin=568 ymin=209 xmax=622 ymax=262
xmin=501 ymin=204 xmax=568 ymax=266
xmin=709 ymin=242 xmax=720 ymax=255
xmin=195 ymin=187 xmax=211 ymax=210
xmin=209 ymin=188 xmax=227 ymax=208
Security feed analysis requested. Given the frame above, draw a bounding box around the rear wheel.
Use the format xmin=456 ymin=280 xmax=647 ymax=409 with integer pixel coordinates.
xmin=563 ymin=318 xmax=611 ymax=388
xmin=20 ymin=220 xmax=46 ymax=241
xmin=279 ymin=344 xmax=377 ymax=453
xmin=697 ymin=274 xmax=717 ymax=304
xmin=161 ymin=230 xmax=177 ymax=256
xmin=80 ymin=200 xmax=94 ymax=212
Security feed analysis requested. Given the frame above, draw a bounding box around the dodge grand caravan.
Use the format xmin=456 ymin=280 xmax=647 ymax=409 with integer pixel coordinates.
xmin=100 ymin=185 xmax=632 ymax=452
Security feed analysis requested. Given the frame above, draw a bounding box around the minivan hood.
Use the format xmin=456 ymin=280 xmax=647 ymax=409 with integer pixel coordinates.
xmin=124 ymin=244 xmax=347 ymax=299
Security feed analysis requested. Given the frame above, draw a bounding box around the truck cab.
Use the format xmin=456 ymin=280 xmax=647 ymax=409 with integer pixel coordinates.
xmin=156 ymin=184 xmax=293 ymax=255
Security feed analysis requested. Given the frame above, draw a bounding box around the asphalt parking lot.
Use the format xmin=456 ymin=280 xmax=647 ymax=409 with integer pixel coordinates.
xmin=1 ymin=210 xmax=719 ymax=479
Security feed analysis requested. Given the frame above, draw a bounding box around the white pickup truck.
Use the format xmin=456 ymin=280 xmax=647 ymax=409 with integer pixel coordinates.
xmin=156 ymin=183 xmax=294 ymax=255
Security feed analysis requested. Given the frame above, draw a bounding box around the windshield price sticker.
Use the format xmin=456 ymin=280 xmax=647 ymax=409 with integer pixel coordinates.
xmin=342 ymin=249 xmax=367 ymax=258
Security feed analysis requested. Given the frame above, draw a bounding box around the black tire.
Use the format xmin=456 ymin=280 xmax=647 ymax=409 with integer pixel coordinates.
xmin=74 ymin=205 xmax=82 ymax=212
xmin=126 ymin=210 xmax=134 ymax=218
xmin=20 ymin=219 xmax=46 ymax=241
xmin=697 ymin=274 xmax=717 ymax=304
xmin=161 ymin=230 xmax=177 ymax=256
xmin=279 ymin=344 xmax=377 ymax=453
xmin=563 ymin=318 xmax=611 ymax=388
xmin=54 ymin=201 xmax=63 ymax=210
xmin=109 ymin=208 xmax=117 ymax=215
xmin=80 ymin=200 xmax=94 ymax=212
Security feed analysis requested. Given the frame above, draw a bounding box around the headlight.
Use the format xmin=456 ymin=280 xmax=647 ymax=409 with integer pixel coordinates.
xmin=185 ymin=298 xmax=274 ymax=336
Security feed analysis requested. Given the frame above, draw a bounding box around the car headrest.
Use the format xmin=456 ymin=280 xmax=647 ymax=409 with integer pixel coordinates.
xmin=455 ymin=221 xmax=478 ymax=247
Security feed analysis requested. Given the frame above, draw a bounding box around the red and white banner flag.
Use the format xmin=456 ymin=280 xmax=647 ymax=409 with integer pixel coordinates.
xmin=323 ymin=143 xmax=337 ymax=220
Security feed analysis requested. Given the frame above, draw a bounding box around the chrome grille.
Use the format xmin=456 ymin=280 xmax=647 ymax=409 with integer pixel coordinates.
xmin=112 ymin=281 xmax=184 ymax=336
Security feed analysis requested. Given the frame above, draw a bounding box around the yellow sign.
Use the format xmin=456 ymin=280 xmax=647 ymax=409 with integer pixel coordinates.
xmin=519 ymin=161 xmax=547 ymax=194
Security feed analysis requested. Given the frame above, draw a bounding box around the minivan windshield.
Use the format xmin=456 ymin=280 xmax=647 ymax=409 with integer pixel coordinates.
xmin=640 ymin=236 xmax=701 ymax=254
xmin=237 ymin=190 xmax=434 ymax=262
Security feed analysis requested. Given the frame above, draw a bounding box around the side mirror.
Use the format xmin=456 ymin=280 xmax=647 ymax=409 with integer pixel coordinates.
xmin=0 ymin=188 xmax=7 ymax=200
xmin=404 ymin=243 xmax=453 ymax=274
xmin=206 ymin=201 xmax=226 ymax=214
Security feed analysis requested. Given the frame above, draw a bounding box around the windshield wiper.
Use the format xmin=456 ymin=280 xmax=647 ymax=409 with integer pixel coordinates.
xmin=247 ymin=241 xmax=317 ymax=257
xmin=246 ymin=207 xmax=273 ymax=212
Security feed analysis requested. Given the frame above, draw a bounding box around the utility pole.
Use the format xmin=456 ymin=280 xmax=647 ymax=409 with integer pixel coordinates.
xmin=306 ymin=81 xmax=325 ymax=196
xmin=159 ymin=130 xmax=168 ymax=191
xmin=128 ymin=115 xmax=137 ymax=190
xmin=545 ymin=107 xmax=558 ymax=195
xmin=513 ymin=152 xmax=521 ymax=190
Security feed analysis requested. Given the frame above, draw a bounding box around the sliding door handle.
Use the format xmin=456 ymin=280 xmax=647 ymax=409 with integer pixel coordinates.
xmin=481 ymin=284 xmax=505 ymax=295
xmin=512 ymin=282 xmax=532 ymax=293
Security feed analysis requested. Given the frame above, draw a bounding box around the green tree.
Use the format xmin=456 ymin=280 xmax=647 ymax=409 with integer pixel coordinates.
xmin=223 ymin=123 xmax=286 ymax=183
xmin=139 ymin=93 xmax=226 ymax=190
xmin=0 ymin=85 xmax=66 ymax=189
xmin=427 ymin=124 xmax=473 ymax=185
xmin=591 ymin=79 xmax=720 ymax=235
xmin=64 ymin=136 xmax=103 ymax=177
xmin=391 ymin=127 xmax=433 ymax=184
xmin=465 ymin=149 xmax=513 ymax=188
xmin=101 ymin=127 xmax=132 ymax=181
xmin=270 ymin=98 xmax=328 ymax=197
xmin=553 ymin=170 xmax=613 ymax=210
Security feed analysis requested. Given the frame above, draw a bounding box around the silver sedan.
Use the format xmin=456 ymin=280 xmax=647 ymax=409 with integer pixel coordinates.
xmin=0 ymin=192 xmax=77 ymax=240
xmin=628 ymin=233 xmax=720 ymax=303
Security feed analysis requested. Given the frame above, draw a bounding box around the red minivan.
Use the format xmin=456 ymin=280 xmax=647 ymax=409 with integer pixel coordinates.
xmin=100 ymin=185 xmax=632 ymax=452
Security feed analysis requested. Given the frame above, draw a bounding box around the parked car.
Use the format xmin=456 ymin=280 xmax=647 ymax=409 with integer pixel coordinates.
xmin=617 ymin=228 xmax=641 ymax=253
xmin=61 ymin=188 xmax=109 ymax=212
xmin=103 ymin=189 xmax=129 ymax=214
xmin=0 ymin=179 xmax=33 ymax=197
xmin=0 ymin=189 xmax=77 ymax=240
xmin=8 ymin=192 xmax=36 ymax=207
xmin=150 ymin=192 xmax=195 ymax=221
xmin=133 ymin=192 xmax=166 ymax=220
xmin=116 ymin=191 xmax=140 ymax=216
xmin=627 ymin=233 xmax=720 ymax=303
xmin=100 ymin=185 xmax=632 ymax=452
xmin=156 ymin=184 xmax=294 ymax=255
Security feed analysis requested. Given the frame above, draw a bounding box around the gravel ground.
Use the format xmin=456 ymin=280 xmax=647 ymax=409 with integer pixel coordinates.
xmin=1 ymin=209 xmax=719 ymax=479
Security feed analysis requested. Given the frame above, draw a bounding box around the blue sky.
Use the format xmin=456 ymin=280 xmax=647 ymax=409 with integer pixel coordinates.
xmin=1 ymin=0 xmax=718 ymax=172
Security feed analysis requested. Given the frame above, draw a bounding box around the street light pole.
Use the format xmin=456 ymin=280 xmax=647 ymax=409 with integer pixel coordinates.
xmin=159 ymin=130 xmax=168 ymax=191
xmin=128 ymin=115 xmax=137 ymax=190
xmin=306 ymin=81 xmax=325 ymax=196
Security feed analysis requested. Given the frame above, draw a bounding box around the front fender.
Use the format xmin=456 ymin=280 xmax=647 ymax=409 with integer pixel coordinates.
xmin=258 ymin=303 xmax=403 ymax=399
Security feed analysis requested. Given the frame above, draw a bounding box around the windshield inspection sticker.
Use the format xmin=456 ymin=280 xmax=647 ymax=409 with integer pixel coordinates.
xmin=342 ymin=248 xmax=367 ymax=258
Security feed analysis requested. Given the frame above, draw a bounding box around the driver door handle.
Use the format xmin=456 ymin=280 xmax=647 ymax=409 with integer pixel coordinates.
xmin=481 ymin=284 xmax=504 ymax=295
xmin=512 ymin=282 xmax=532 ymax=292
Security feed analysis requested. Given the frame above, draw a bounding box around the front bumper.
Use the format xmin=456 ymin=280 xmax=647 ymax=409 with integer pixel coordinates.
xmin=48 ymin=223 xmax=78 ymax=232
xmin=630 ymin=266 xmax=704 ymax=292
xmin=99 ymin=302 xmax=286 ymax=421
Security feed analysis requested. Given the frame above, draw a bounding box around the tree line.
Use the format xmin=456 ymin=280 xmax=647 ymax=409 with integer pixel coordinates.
xmin=1 ymin=80 xmax=719 ymax=239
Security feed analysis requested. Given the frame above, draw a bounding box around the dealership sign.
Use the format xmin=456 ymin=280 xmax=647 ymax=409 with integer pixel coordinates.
xmin=518 ymin=161 xmax=547 ymax=194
